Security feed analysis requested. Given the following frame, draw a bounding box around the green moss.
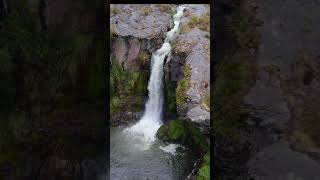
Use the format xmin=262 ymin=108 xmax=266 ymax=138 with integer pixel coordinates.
xmin=164 ymin=81 xmax=177 ymax=117
xmin=213 ymin=50 xmax=257 ymax=136
xmin=196 ymin=152 xmax=210 ymax=180
xmin=168 ymin=120 xmax=186 ymax=141
xmin=156 ymin=120 xmax=208 ymax=152
xmin=176 ymin=64 xmax=191 ymax=106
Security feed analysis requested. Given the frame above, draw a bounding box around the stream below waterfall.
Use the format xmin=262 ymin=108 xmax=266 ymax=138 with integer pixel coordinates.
xmin=110 ymin=126 xmax=197 ymax=180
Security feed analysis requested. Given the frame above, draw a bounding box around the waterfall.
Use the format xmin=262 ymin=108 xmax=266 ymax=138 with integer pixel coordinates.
xmin=124 ymin=6 xmax=185 ymax=150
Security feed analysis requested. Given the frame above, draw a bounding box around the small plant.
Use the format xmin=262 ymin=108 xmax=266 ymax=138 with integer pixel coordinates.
xmin=110 ymin=6 xmax=120 ymax=16
xmin=155 ymin=4 xmax=174 ymax=14
xmin=140 ymin=6 xmax=152 ymax=16
xmin=180 ymin=12 xmax=210 ymax=34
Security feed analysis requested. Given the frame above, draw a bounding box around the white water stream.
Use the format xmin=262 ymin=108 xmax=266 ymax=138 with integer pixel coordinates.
xmin=124 ymin=6 xmax=186 ymax=150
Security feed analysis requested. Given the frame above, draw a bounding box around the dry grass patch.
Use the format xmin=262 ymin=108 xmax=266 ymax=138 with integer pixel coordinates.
xmin=110 ymin=6 xmax=120 ymax=16
xmin=180 ymin=11 xmax=210 ymax=33
xmin=140 ymin=6 xmax=152 ymax=16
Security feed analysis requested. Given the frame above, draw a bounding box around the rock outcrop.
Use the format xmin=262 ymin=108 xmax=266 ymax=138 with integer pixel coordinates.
xmin=165 ymin=4 xmax=210 ymax=127
xmin=213 ymin=0 xmax=320 ymax=179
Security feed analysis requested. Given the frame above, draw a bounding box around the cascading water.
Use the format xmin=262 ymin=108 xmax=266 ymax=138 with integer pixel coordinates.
xmin=110 ymin=6 xmax=199 ymax=179
xmin=124 ymin=6 xmax=186 ymax=150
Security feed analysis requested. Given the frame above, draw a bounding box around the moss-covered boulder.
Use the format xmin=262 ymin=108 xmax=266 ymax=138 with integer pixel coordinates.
xmin=156 ymin=120 xmax=208 ymax=153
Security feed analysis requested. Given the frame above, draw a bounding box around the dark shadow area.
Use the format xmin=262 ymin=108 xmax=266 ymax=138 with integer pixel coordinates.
xmin=0 ymin=0 xmax=108 ymax=179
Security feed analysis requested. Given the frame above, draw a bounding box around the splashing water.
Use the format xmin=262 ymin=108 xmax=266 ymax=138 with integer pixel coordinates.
xmin=124 ymin=6 xmax=186 ymax=150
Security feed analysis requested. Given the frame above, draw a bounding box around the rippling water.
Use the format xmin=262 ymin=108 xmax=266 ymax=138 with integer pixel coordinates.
xmin=110 ymin=126 xmax=197 ymax=180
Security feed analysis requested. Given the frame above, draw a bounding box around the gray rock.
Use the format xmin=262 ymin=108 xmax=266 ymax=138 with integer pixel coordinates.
xmin=248 ymin=141 xmax=320 ymax=180
xmin=111 ymin=4 xmax=174 ymax=39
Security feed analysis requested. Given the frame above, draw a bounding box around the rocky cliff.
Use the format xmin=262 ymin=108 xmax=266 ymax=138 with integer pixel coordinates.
xmin=110 ymin=4 xmax=210 ymax=130
xmin=213 ymin=0 xmax=320 ymax=179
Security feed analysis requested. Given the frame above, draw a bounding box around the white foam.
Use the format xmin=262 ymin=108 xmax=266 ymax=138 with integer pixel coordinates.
xmin=159 ymin=144 xmax=184 ymax=155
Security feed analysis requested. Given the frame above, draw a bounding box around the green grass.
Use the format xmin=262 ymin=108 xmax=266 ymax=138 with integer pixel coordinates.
xmin=176 ymin=64 xmax=192 ymax=105
xmin=197 ymin=152 xmax=210 ymax=180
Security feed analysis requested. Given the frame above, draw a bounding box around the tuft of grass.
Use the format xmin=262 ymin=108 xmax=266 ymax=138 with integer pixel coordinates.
xmin=110 ymin=25 xmax=117 ymax=37
xmin=140 ymin=6 xmax=152 ymax=16
xmin=228 ymin=2 xmax=262 ymax=49
xmin=110 ymin=6 xmax=120 ymax=16
xmin=155 ymin=4 xmax=175 ymax=15
xmin=180 ymin=12 xmax=210 ymax=33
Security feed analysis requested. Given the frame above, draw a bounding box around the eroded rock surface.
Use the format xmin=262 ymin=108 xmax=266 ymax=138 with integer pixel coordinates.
xmin=167 ymin=4 xmax=210 ymax=126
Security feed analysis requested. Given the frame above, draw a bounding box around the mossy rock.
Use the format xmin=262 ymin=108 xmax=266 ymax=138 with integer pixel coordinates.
xmin=156 ymin=120 xmax=208 ymax=153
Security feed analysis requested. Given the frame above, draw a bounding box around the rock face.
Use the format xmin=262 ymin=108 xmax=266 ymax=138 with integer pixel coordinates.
xmin=110 ymin=4 xmax=176 ymax=125
xmin=166 ymin=4 xmax=210 ymax=127
xmin=245 ymin=0 xmax=320 ymax=179
xmin=110 ymin=4 xmax=174 ymax=70
xmin=214 ymin=0 xmax=320 ymax=179
xmin=111 ymin=4 xmax=174 ymax=39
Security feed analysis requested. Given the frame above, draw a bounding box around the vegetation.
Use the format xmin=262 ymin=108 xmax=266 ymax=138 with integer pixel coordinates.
xmin=164 ymin=81 xmax=177 ymax=117
xmin=213 ymin=50 xmax=257 ymax=136
xmin=140 ymin=6 xmax=152 ymax=16
xmin=227 ymin=1 xmax=262 ymax=49
xmin=180 ymin=12 xmax=210 ymax=33
xmin=196 ymin=152 xmax=210 ymax=180
xmin=176 ymin=64 xmax=191 ymax=106
xmin=110 ymin=6 xmax=120 ymax=16
xmin=136 ymin=51 xmax=150 ymax=67
xmin=156 ymin=120 xmax=208 ymax=152
xmin=110 ymin=58 xmax=148 ymax=115
xmin=155 ymin=4 xmax=176 ymax=15
xmin=213 ymin=0 xmax=259 ymax=137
